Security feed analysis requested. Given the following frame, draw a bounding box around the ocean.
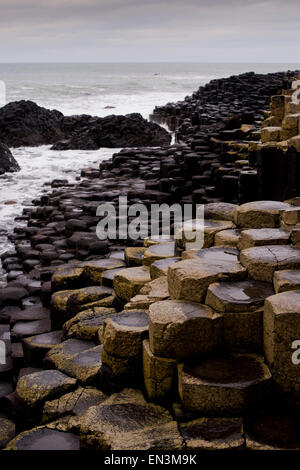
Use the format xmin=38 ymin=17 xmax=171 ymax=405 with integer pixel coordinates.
xmin=0 ymin=62 xmax=299 ymax=283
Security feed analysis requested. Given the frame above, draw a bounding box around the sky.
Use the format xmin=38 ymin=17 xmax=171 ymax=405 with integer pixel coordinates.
xmin=0 ymin=0 xmax=299 ymax=63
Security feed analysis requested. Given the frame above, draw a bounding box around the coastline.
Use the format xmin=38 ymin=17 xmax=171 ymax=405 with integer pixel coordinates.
xmin=1 ymin=70 xmax=300 ymax=450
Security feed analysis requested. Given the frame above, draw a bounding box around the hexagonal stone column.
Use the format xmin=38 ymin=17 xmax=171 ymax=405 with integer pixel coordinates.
xmin=102 ymin=310 xmax=148 ymax=358
xmin=143 ymin=339 xmax=177 ymax=401
xmin=234 ymin=201 xmax=292 ymax=229
xmin=168 ymin=256 xmax=246 ymax=303
xmin=238 ymin=228 xmax=290 ymax=250
xmin=16 ymin=370 xmax=77 ymax=413
xmin=264 ymin=291 xmax=300 ymax=394
xmin=149 ymin=300 xmax=223 ymax=359
xmin=206 ymin=280 xmax=274 ymax=352
xmin=22 ymin=331 xmax=62 ymax=367
xmin=240 ymin=245 xmax=300 ymax=282
xmin=179 ymin=417 xmax=244 ymax=450
xmin=83 ymin=258 xmax=126 ymax=283
xmin=273 ymin=270 xmax=300 ymax=293
xmin=178 ymin=354 xmax=272 ymax=415
xmin=176 ymin=220 xmax=235 ymax=250
xmin=63 ymin=307 xmax=116 ymax=341
xmin=214 ymin=229 xmax=241 ymax=248
xmin=142 ymin=242 xmax=176 ymax=266
xmin=113 ymin=266 xmax=151 ymax=302
xmin=150 ymin=257 xmax=181 ymax=279
xmin=124 ymin=247 xmax=147 ymax=266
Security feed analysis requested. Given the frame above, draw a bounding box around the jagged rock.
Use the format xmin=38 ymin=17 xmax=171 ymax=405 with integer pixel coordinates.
xmin=52 ymin=113 xmax=171 ymax=150
xmin=22 ymin=330 xmax=62 ymax=367
xmin=178 ymin=354 xmax=272 ymax=415
xmin=180 ymin=417 xmax=244 ymax=450
xmin=234 ymin=201 xmax=292 ymax=228
xmin=240 ymin=245 xmax=300 ymax=282
xmin=0 ymin=100 xmax=64 ymax=147
xmin=0 ymin=142 xmax=20 ymax=175
xmin=5 ymin=426 xmax=80 ymax=450
xmin=149 ymin=300 xmax=222 ymax=358
xmin=168 ymin=256 xmax=246 ymax=303
xmin=113 ymin=266 xmax=151 ymax=302
xmin=0 ymin=417 xmax=15 ymax=449
xmin=0 ymin=101 xmax=171 ymax=149
xmin=273 ymin=269 xmax=300 ymax=293
xmin=80 ymin=388 xmax=183 ymax=450
xmin=63 ymin=307 xmax=116 ymax=341
xmin=102 ymin=310 xmax=148 ymax=358
xmin=264 ymin=291 xmax=300 ymax=394
xmin=143 ymin=339 xmax=176 ymax=401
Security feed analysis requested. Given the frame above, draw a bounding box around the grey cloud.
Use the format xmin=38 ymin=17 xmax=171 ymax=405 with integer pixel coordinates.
xmin=0 ymin=0 xmax=299 ymax=62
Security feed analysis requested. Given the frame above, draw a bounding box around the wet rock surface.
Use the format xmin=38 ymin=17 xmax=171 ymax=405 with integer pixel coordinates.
xmin=1 ymin=70 xmax=300 ymax=450
xmin=0 ymin=100 xmax=171 ymax=149
xmin=0 ymin=142 xmax=20 ymax=174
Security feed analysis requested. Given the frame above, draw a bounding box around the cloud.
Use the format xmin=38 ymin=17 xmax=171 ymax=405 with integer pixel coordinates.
xmin=0 ymin=0 xmax=299 ymax=62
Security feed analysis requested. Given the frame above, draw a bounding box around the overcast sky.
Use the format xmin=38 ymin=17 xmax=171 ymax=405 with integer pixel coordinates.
xmin=0 ymin=0 xmax=299 ymax=62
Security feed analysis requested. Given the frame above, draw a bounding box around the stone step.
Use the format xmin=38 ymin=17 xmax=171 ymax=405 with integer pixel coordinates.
xmin=149 ymin=300 xmax=222 ymax=359
xmin=178 ymin=353 xmax=272 ymax=415
xmin=240 ymin=245 xmax=300 ymax=282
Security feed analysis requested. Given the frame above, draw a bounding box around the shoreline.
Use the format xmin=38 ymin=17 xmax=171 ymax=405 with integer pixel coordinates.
xmin=1 ymin=70 xmax=300 ymax=450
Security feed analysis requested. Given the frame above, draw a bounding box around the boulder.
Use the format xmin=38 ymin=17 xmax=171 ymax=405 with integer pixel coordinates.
xmin=0 ymin=142 xmax=20 ymax=174
xmin=0 ymin=100 xmax=64 ymax=147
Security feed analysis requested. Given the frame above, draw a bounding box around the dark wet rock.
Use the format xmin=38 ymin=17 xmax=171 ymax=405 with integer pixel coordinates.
xmin=0 ymin=101 xmax=64 ymax=147
xmin=5 ymin=426 xmax=80 ymax=450
xmin=52 ymin=113 xmax=171 ymax=150
xmin=245 ymin=409 xmax=300 ymax=450
xmin=0 ymin=142 xmax=20 ymax=174
xmin=0 ymin=287 xmax=28 ymax=308
xmin=22 ymin=331 xmax=63 ymax=367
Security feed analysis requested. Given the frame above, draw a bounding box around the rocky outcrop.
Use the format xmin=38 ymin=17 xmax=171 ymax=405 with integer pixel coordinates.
xmin=0 ymin=101 xmax=171 ymax=149
xmin=52 ymin=113 xmax=171 ymax=150
xmin=0 ymin=142 xmax=20 ymax=174
xmin=0 ymin=101 xmax=64 ymax=147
